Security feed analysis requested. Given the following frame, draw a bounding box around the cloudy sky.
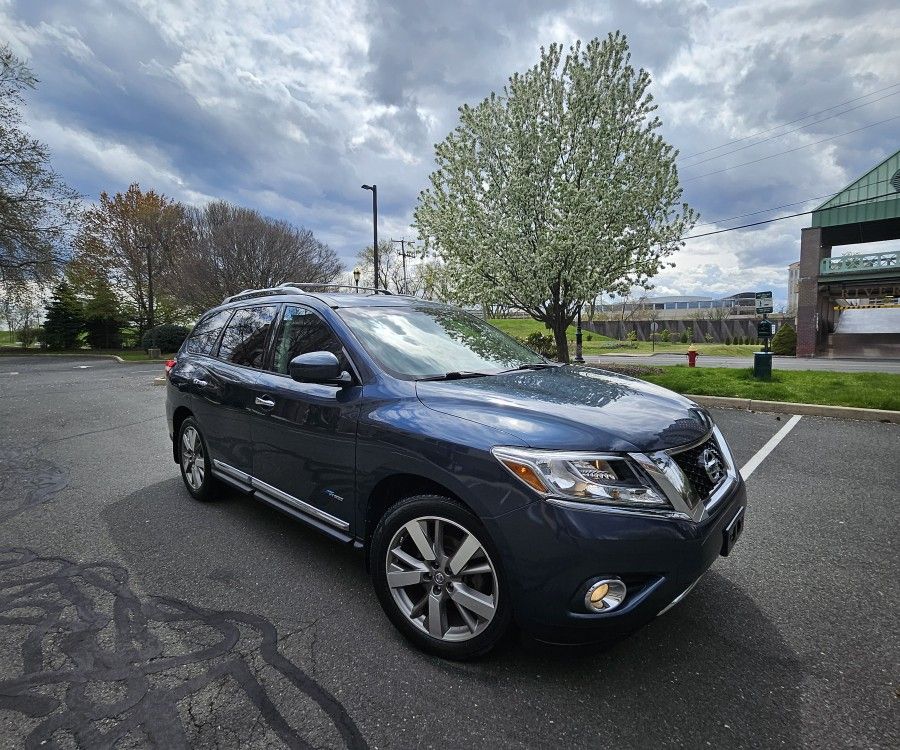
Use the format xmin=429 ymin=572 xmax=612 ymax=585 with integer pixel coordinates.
xmin=3 ymin=0 xmax=899 ymax=305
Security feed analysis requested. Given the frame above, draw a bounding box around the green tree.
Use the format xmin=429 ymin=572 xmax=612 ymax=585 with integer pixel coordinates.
xmin=771 ymin=322 xmax=797 ymax=355
xmin=83 ymin=276 xmax=125 ymax=349
xmin=73 ymin=184 xmax=191 ymax=336
xmin=43 ymin=281 xmax=83 ymax=349
xmin=414 ymin=33 xmax=695 ymax=361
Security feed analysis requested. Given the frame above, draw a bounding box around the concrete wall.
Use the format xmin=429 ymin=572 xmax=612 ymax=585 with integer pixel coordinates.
xmin=584 ymin=318 xmax=766 ymax=343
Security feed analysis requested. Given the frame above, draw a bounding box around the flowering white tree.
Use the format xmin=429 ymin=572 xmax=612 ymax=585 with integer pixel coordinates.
xmin=414 ymin=33 xmax=696 ymax=361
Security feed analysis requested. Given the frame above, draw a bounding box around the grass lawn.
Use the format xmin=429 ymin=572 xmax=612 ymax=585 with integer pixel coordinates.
xmin=638 ymin=366 xmax=900 ymax=411
xmin=488 ymin=318 xmax=759 ymax=357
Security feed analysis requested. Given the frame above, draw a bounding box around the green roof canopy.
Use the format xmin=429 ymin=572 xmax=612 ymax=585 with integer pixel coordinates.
xmin=812 ymin=148 xmax=900 ymax=228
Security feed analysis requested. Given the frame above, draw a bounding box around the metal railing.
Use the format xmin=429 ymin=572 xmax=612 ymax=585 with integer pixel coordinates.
xmin=820 ymin=251 xmax=899 ymax=276
xmin=222 ymin=282 xmax=392 ymax=305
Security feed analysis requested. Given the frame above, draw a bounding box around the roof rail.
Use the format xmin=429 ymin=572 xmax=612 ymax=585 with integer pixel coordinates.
xmin=222 ymin=286 xmax=298 ymax=304
xmin=281 ymin=282 xmax=392 ymax=295
xmin=222 ymin=282 xmax=394 ymax=305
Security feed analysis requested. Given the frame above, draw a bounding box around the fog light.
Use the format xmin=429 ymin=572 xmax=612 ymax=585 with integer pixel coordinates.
xmin=585 ymin=579 xmax=627 ymax=613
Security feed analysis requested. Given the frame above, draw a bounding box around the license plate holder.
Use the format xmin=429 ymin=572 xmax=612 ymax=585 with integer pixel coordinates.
xmin=721 ymin=507 xmax=745 ymax=557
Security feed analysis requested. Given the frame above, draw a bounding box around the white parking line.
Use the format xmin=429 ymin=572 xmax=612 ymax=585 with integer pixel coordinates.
xmin=740 ymin=415 xmax=802 ymax=480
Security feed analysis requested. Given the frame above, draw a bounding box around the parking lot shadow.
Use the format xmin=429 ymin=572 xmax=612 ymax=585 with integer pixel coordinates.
xmin=98 ymin=478 xmax=802 ymax=748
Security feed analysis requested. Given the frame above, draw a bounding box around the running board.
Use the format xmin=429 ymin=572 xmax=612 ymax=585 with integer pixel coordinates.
xmin=251 ymin=489 xmax=354 ymax=544
xmin=211 ymin=458 xmax=353 ymax=544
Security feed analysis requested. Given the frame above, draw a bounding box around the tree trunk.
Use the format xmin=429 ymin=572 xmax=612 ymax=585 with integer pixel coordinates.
xmin=549 ymin=315 xmax=569 ymax=363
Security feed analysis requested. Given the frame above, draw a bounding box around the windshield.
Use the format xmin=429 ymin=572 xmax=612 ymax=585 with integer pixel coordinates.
xmin=337 ymin=305 xmax=546 ymax=380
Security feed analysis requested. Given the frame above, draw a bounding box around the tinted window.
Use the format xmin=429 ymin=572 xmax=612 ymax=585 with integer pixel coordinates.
xmin=272 ymin=306 xmax=347 ymax=374
xmin=183 ymin=309 xmax=232 ymax=356
xmin=218 ymin=305 xmax=277 ymax=368
xmin=336 ymin=305 xmax=543 ymax=380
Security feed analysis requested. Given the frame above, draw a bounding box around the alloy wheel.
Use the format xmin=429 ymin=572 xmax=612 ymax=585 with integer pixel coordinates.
xmin=181 ymin=426 xmax=205 ymax=490
xmin=385 ymin=516 xmax=498 ymax=642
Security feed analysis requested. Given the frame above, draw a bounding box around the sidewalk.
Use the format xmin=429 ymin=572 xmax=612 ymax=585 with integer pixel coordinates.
xmin=586 ymin=353 xmax=900 ymax=374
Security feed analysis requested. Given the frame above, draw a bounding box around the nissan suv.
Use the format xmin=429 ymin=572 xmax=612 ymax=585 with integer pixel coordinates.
xmin=166 ymin=284 xmax=746 ymax=659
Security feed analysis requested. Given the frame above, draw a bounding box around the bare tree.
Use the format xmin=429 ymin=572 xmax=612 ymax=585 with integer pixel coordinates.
xmin=355 ymin=241 xmax=405 ymax=293
xmin=170 ymin=201 xmax=342 ymax=313
xmin=0 ymin=45 xmax=80 ymax=289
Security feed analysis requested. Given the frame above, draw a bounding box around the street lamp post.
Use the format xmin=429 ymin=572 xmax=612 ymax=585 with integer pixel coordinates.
xmin=574 ymin=304 xmax=585 ymax=363
xmin=361 ymin=184 xmax=378 ymax=290
xmin=353 ymin=267 xmax=361 ymax=293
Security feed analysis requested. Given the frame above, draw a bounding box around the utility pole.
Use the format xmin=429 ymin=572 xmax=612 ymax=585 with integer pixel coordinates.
xmin=391 ymin=238 xmax=416 ymax=294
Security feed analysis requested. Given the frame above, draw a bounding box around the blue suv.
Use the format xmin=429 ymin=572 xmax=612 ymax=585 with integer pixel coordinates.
xmin=166 ymin=284 xmax=746 ymax=659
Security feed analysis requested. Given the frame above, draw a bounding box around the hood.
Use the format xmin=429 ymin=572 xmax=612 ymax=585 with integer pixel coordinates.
xmin=415 ymin=365 xmax=711 ymax=453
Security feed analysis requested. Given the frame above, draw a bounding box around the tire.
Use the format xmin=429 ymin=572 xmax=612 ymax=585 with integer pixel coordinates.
xmin=176 ymin=417 xmax=218 ymax=502
xmin=370 ymin=495 xmax=512 ymax=660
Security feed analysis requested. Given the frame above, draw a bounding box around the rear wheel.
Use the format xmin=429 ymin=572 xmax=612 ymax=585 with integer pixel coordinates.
xmin=177 ymin=417 xmax=217 ymax=502
xmin=371 ymin=495 xmax=511 ymax=660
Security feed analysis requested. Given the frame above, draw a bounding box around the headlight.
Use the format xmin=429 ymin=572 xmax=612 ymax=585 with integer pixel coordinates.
xmin=491 ymin=446 xmax=669 ymax=508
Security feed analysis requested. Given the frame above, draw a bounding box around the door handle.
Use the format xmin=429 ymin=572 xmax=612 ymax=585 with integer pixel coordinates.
xmin=192 ymin=378 xmax=208 ymax=387
xmin=255 ymin=396 xmax=276 ymax=408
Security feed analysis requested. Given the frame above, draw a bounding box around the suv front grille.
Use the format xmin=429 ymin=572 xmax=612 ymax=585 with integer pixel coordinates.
xmin=670 ymin=437 xmax=726 ymax=502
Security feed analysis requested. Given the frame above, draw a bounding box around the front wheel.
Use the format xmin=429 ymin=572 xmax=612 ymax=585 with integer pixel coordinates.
xmin=177 ymin=417 xmax=218 ymax=502
xmin=370 ymin=496 xmax=511 ymax=660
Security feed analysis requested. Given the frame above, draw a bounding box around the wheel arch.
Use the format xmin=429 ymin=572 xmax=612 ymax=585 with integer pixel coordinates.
xmin=363 ymin=473 xmax=474 ymax=565
xmin=171 ymin=406 xmax=194 ymax=463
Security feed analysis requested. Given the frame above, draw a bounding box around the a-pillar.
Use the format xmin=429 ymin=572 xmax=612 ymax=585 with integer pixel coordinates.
xmin=796 ymin=227 xmax=830 ymax=357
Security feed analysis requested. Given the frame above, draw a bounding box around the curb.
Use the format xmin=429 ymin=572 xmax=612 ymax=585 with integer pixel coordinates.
xmin=686 ymin=394 xmax=900 ymax=423
xmin=0 ymin=352 xmax=168 ymax=364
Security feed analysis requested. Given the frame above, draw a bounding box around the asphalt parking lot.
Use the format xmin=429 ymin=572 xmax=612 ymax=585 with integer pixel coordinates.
xmin=0 ymin=355 xmax=897 ymax=749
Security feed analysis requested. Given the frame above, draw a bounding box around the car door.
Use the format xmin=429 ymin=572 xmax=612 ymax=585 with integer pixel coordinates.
xmin=249 ymin=304 xmax=361 ymax=534
xmin=200 ymin=304 xmax=278 ymax=483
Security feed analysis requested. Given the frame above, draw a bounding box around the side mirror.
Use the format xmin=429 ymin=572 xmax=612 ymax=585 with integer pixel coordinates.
xmin=288 ymin=351 xmax=352 ymax=385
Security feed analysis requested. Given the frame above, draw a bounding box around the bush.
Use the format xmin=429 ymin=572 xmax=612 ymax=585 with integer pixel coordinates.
xmin=626 ymin=329 xmax=638 ymax=342
xmin=704 ymin=334 xmax=715 ymax=343
xmin=141 ymin=324 xmax=189 ymax=352
xmin=586 ymin=333 xmax=593 ymax=341
xmin=771 ymin=322 xmax=797 ymax=355
xmin=725 ymin=336 xmax=732 ymax=345
xmin=521 ymin=332 xmax=557 ymax=360
xmin=679 ymin=329 xmax=688 ymax=343
xmin=659 ymin=328 xmax=670 ymax=342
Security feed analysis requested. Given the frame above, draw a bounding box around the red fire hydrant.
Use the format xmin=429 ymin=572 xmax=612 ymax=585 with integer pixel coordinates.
xmin=687 ymin=346 xmax=698 ymax=367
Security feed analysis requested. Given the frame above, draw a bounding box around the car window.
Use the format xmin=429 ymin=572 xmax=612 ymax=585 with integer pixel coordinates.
xmin=336 ymin=305 xmax=544 ymax=380
xmin=272 ymin=305 xmax=347 ymax=375
xmin=182 ymin=309 xmax=233 ymax=356
xmin=218 ymin=305 xmax=278 ymax=368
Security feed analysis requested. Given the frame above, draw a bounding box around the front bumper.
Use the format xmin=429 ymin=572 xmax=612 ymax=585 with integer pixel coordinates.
xmin=484 ymin=476 xmax=747 ymax=644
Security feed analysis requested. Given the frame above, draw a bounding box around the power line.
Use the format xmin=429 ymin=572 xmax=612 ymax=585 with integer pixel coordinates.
xmin=682 ymin=114 xmax=900 ymax=182
xmin=681 ymin=90 xmax=900 ymax=168
xmin=693 ymin=176 xmax=897 ymax=228
xmin=679 ymin=81 xmax=900 ymax=160
xmin=682 ymin=193 xmax=893 ymax=240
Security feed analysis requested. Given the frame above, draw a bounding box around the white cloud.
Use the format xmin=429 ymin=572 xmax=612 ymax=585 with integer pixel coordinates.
xmin=2 ymin=0 xmax=898 ymax=280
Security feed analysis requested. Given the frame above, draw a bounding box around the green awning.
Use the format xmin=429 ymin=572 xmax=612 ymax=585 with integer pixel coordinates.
xmin=812 ymin=149 xmax=900 ymax=228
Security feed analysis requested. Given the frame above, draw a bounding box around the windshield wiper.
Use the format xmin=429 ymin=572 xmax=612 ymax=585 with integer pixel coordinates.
xmin=497 ymin=363 xmax=558 ymax=374
xmin=417 ymin=371 xmax=490 ymax=382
